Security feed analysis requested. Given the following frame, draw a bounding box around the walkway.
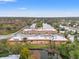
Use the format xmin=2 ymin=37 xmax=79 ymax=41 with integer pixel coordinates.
xmin=31 ymin=50 xmax=41 ymax=59
xmin=0 ymin=55 xmax=19 ymax=59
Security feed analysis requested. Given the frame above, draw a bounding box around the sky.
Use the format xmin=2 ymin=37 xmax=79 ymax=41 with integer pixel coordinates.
xmin=0 ymin=0 xmax=79 ymax=17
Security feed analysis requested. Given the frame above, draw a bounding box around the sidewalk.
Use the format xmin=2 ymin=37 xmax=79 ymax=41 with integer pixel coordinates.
xmin=31 ymin=50 xmax=41 ymax=59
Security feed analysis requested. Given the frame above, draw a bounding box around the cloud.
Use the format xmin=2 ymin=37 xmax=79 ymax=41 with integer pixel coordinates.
xmin=0 ymin=0 xmax=16 ymax=2
xmin=18 ymin=7 xmax=27 ymax=10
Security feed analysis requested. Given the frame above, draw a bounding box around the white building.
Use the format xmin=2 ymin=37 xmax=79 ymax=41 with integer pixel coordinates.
xmin=23 ymin=23 xmax=57 ymax=34
xmin=8 ymin=23 xmax=67 ymax=45
xmin=8 ymin=34 xmax=67 ymax=45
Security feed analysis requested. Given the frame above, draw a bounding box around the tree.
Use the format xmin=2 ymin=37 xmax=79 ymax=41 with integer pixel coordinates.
xmin=23 ymin=38 xmax=27 ymax=43
xmin=58 ymin=36 xmax=79 ymax=59
xmin=58 ymin=44 xmax=70 ymax=59
xmin=36 ymin=21 xmax=43 ymax=28
xmin=19 ymin=47 xmax=31 ymax=59
xmin=0 ymin=39 xmax=10 ymax=57
xmin=64 ymin=32 xmax=68 ymax=38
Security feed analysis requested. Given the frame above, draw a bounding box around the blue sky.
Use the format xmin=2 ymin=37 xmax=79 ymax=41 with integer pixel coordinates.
xmin=0 ymin=0 xmax=79 ymax=17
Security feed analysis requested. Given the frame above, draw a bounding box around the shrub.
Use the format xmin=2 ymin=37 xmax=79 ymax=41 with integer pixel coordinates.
xmin=19 ymin=47 xmax=31 ymax=59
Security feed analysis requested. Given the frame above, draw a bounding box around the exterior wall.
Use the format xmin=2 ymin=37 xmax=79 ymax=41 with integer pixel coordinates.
xmin=27 ymin=40 xmax=49 ymax=45
xmin=23 ymin=30 xmax=57 ymax=34
xmin=51 ymin=41 xmax=67 ymax=46
xmin=8 ymin=40 xmax=67 ymax=45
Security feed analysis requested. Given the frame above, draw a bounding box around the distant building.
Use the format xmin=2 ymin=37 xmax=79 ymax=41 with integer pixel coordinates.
xmin=23 ymin=23 xmax=57 ymax=34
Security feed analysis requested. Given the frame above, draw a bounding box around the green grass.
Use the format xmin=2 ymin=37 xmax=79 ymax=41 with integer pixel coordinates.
xmin=26 ymin=44 xmax=49 ymax=49
xmin=0 ymin=49 xmax=9 ymax=57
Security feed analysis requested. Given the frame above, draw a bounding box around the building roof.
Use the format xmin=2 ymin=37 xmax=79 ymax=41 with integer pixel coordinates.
xmin=52 ymin=34 xmax=67 ymax=41
xmin=23 ymin=23 xmax=57 ymax=32
xmin=30 ymin=23 xmax=55 ymax=29
xmin=9 ymin=34 xmax=67 ymax=41
xmin=9 ymin=36 xmax=22 ymax=41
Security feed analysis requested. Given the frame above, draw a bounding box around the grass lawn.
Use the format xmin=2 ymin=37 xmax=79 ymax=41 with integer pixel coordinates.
xmin=27 ymin=44 xmax=49 ymax=49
